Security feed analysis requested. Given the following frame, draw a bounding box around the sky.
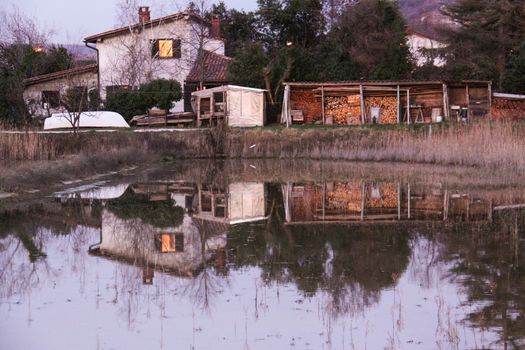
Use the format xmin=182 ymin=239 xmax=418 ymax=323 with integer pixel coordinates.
xmin=0 ymin=0 xmax=258 ymax=44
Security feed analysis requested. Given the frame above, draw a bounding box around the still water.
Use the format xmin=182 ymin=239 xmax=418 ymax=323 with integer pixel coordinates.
xmin=1 ymin=162 xmax=525 ymax=349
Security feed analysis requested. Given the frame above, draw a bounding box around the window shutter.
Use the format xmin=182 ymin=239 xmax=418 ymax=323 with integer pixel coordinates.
xmin=173 ymin=39 xmax=181 ymax=58
xmin=151 ymin=40 xmax=159 ymax=58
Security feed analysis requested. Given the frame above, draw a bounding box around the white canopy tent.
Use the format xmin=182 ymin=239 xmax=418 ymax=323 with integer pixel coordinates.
xmin=191 ymin=85 xmax=266 ymax=127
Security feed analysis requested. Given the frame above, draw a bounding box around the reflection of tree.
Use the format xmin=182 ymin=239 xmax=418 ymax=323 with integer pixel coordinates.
xmin=183 ymin=218 xmax=228 ymax=312
xmin=226 ymin=185 xmax=411 ymax=317
xmin=436 ymin=210 xmax=525 ymax=349
xmin=107 ymin=188 xmax=184 ymax=228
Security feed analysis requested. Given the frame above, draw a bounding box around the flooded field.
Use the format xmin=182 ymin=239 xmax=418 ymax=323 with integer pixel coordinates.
xmin=1 ymin=161 xmax=525 ymax=350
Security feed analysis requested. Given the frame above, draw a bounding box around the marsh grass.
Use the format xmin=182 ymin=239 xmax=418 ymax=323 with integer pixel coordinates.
xmin=228 ymin=121 xmax=525 ymax=173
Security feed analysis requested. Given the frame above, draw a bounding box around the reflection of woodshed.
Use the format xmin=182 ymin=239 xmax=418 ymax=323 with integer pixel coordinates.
xmin=327 ymin=182 xmax=362 ymax=212
xmin=366 ymin=183 xmax=398 ymax=209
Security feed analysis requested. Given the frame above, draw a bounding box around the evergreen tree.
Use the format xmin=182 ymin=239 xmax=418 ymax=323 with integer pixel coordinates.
xmin=330 ymin=0 xmax=412 ymax=80
xmin=442 ymin=0 xmax=525 ymax=91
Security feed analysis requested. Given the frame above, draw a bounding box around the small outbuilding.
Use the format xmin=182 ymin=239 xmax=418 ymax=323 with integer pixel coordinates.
xmin=281 ymin=80 xmax=492 ymax=126
xmin=191 ymin=85 xmax=266 ymax=127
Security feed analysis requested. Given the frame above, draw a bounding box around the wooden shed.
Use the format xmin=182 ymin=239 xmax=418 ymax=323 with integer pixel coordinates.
xmin=192 ymin=85 xmax=266 ymax=127
xmin=281 ymin=80 xmax=492 ymax=126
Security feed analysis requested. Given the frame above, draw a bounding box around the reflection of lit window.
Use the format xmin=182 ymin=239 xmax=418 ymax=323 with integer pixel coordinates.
xmin=155 ymin=233 xmax=184 ymax=253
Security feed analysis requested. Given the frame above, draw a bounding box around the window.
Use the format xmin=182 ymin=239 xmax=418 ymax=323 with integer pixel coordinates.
xmin=155 ymin=233 xmax=184 ymax=253
xmin=42 ymin=91 xmax=60 ymax=108
xmin=151 ymin=39 xmax=181 ymax=59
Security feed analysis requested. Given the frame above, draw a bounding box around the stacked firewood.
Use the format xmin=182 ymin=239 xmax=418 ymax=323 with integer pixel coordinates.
xmin=492 ymin=97 xmax=525 ymax=119
xmin=327 ymin=183 xmax=362 ymax=212
xmin=365 ymin=97 xmax=398 ymax=124
xmin=366 ymin=183 xmax=398 ymax=208
xmin=325 ymin=96 xmax=361 ymax=125
xmin=291 ymin=90 xmax=322 ymax=123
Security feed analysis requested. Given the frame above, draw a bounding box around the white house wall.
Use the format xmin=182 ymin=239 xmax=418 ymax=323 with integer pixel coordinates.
xmin=23 ymin=71 xmax=98 ymax=118
xmin=407 ymin=33 xmax=446 ymax=67
xmin=96 ymin=18 xmax=225 ymax=110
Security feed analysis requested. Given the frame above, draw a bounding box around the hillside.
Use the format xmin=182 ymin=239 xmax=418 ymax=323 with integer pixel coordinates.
xmin=399 ymin=0 xmax=456 ymax=38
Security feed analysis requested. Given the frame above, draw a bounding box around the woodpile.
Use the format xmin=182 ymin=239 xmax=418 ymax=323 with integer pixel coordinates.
xmin=492 ymin=97 xmax=525 ymax=119
xmin=327 ymin=183 xmax=362 ymax=212
xmin=365 ymin=97 xmax=398 ymax=124
xmin=325 ymin=96 xmax=361 ymax=125
xmin=290 ymin=89 xmax=322 ymax=123
xmin=366 ymin=183 xmax=398 ymax=208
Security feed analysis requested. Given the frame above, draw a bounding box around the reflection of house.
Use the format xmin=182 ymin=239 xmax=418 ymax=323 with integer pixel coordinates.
xmin=282 ymin=80 xmax=492 ymax=126
xmin=91 ymin=210 xmax=228 ymax=278
xmin=88 ymin=180 xmax=267 ymax=281
xmin=283 ymin=181 xmax=495 ymax=224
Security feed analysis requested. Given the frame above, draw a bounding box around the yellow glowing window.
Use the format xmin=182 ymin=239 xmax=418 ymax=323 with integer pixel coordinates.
xmin=152 ymin=39 xmax=181 ymax=59
xmin=159 ymin=40 xmax=173 ymax=58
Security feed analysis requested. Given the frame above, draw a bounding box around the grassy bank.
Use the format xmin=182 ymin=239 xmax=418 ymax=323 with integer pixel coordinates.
xmin=227 ymin=121 xmax=525 ymax=172
xmin=1 ymin=121 xmax=525 ymax=191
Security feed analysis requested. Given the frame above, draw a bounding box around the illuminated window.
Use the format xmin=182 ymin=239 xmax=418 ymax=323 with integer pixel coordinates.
xmin=152 ymin=39 xmax=181 ymax=59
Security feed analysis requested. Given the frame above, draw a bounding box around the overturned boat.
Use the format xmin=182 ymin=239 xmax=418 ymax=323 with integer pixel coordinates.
xmin=43 ymin=111 xmax=130 ymax=130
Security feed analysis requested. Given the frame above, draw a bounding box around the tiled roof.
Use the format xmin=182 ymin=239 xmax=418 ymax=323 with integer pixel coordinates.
xmin=23 ymin=64 xmax=98 ymax=86
xmin=84 ymin=12 xmax=210 ymax=43
xmin=186 ymin=50 xmax=232 ymax=83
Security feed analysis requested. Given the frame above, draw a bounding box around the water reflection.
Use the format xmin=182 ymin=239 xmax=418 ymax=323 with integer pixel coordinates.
xmin=2 ymin=172 xmax=525 ymax=349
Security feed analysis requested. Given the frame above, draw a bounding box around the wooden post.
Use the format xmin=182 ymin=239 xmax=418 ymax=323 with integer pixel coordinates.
xmin=321 ymin=85 xmax=325 ymax=125
xmin=407 ymin=89 xmax=411 ymax=125
xmin=443 ymin=190 xmax=449 ymax=221
xmin=442 ymin=83 xmax=449 ymax=120
xmin=197 ymin=97 xmax=201 ymax=127
xmin=407 ymin=183 xmax=411 ymax=219
xmin=361 ymin=182 xmax=365 ymax=221
xmin=360 ymin=84 xmax=365 ymax=124
xmin=397 ymin=85 xmax=400 ymax=124
xmin=488 ymin=82 xmax=492 ymax=118
xmin=466 ymin=84 xmax=470 ymax=121
xmin=397 ymin=183 xmax=401 ymax=220
xmin=323 ymin=182 xmax=326 ymax=221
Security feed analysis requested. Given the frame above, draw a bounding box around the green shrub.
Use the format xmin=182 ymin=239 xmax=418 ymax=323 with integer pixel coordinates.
xmin=140 ymin=79 xmax=182 ymax=111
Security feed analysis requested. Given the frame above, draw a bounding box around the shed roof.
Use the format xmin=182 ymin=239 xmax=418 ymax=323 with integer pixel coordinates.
xmin=84 ymin=12 xmax=210 ymax=43
xmin=283 ymin=80 xmax=492 ymax=88
xmin=186 ymin=50 xmax=232 ymax=83
xmin=192 ymin=84 xmax=266 ymax=97
xmin=23 ymin=64 xmax=98 ymax=87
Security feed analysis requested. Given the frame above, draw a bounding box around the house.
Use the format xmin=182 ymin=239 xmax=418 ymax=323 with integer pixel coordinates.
xmin=406 ymin=29 xmax=447 ymax=67
xmin=281 ymin=80 xmax=492 ymax=126
xmin=23 ymin=64 xmax=98 ymax=118
xmin=191 ymin=85 xmax=267 ymax=127
xmin=23 ymin=7 xmax=230 ymax=117
xmin=83 ymin=7 xmax=229 ymax=112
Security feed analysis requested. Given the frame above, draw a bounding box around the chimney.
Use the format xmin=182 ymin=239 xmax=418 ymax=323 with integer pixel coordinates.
xmin=138 ymin=6 xmax=150 ymax=24
xmin=211 ymin=17 xmax=221 ymax=39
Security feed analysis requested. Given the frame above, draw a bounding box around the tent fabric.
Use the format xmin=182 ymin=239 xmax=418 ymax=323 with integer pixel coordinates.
xmin=44 ymin=111 xmax=130 ymax=130
xmin=192 ymin=85 xmax=266 ymax=127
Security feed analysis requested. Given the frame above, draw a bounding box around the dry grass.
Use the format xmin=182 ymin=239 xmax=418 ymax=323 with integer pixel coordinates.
xmin=227 ymin=121 xmax=525 ymax=173
xmin=2 ymin=121 xmax=525 ymax=192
